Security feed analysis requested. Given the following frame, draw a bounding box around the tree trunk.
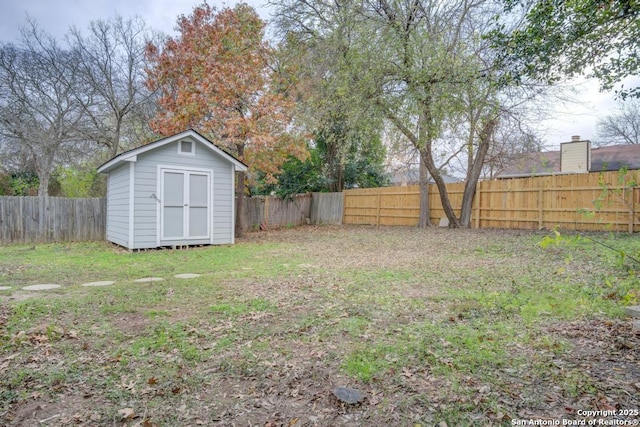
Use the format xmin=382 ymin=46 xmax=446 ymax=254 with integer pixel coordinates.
xmin=111 ymin=117 xmax=122 ymax=158
xmin=418 ymin=154 xmax=432 ymax=228
xmin=421 ymin=147 xmax=460 ymax=227
xmin=417 ymin=99 xmax=460 ymax=228
xmin=460 ymin=117 xmax=497 ymax=227
xmin=36 ymin=155 xmax=54 ymax=197
xmin=37 ymin=172 xmax=50 ymax=197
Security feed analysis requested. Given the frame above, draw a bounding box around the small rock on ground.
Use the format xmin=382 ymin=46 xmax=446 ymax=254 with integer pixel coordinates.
xmin=174 ymin=273 xmax=201 ymax=279
xmin=134 ymin=277 xmax=164 ymax=283
xmin=81 ymin=281 xmax=115 ymax=287
xmin=333 ymin=387 xmax=365 ymax=404
xmin=0 ymin=286 xmax=11 ymax=290
xmin=22 ymin=284 xmax=61 ymax=290
xmin=625 ymin=305 xmax=640 ymax=318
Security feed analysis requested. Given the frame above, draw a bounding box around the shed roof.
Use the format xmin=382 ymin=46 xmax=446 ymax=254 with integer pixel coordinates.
xmin=97 ymin=129 xmax=248 ymax=173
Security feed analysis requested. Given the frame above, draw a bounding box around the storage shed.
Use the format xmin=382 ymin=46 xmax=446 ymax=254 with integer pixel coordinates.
xmin=97 ymin=129 xmax=247 ymax=250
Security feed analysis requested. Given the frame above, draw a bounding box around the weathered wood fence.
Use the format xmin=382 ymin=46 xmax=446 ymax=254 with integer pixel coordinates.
xmin=243 ymin=192 xmax=343 ymax=230
xmin=0 ymin=193 xmax=343 ymax=244
xmin=310 ymin=192 xmax=343 ymax=225
xmin=0 ymin=196 xmax=106 ymax=243
xmin=244 ymin=194 xmax=312 ymax=230
xmin=343 ymin=171 xmax=640 ymax=232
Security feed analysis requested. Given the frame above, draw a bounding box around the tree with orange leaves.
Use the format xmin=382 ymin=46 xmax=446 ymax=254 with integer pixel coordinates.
xmin=145 ymin=3 xmax=307 ymax=236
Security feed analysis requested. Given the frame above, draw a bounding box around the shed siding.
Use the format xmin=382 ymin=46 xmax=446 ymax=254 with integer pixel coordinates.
xmin=106 ymin=163 xmax=130 ymax=247
xmin=130 ymin=138 xmax=234 ymax=249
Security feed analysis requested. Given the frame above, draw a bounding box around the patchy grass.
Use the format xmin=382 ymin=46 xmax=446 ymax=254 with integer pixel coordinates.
xmin=0 ymin=226 xmax=638 ymax=426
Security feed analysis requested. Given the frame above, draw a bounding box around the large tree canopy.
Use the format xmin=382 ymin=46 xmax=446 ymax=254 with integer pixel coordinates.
xmin=490 ymin=0 xmax=640 ymax=98
xmin=69 ymin=15 xmax=157 ymax=158
xmin=274 ymin=0 xmax=502 ymax=228
xmin=0 ymin=23 xmax=87 ymax=196
xmin=145 ymin=3 xmax=307 ymax=180
xmin=145 ymin=3 xmax=307 ymax=235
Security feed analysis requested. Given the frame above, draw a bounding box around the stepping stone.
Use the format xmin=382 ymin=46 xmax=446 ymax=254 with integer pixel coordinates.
xmin=333 ymin=387 xmax=365 ymax=404
xmin=174 ymin=273 xmax=201 ymax=279
xmin=0 ymin=286 xmax=11 ymax=291
xmin=625 ymin=305 xmax=640 ymax=318
xmin=134 ymin=277 xmax=164 ymax=283
xmin=23 ymin=284 xmax=61 ymax=291
xmin=82 ymin=281 xmax=115 ymax=287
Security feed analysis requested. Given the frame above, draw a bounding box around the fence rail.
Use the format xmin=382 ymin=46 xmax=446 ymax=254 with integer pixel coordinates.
xmin=0 ymin=196 xmax=106 ymax=244
xmin=344 ymin=171 xmax=640 ymax=232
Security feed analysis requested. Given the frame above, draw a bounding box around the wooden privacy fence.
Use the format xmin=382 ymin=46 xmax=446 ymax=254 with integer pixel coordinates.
xmin=244 ymin=194 xmax=312 ymax=230
xmin=310 ymin=192 xmax=343 ymax=225
xmin=343 ymin=171 xmax=640 ymax=232
xmin=0 ymin=193 xmax=342 ymax=244
xmin=0 ymin=196 xmax=106 ymax=244
xmin=242 ymin=192 xmax=343 ymax=230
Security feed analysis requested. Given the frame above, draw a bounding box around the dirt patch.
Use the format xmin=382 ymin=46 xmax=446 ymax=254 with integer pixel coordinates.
xmin=109 ymin=312 xmax=149 ymax=336
xmin=5 ymin=393 xmax=107 ymax=427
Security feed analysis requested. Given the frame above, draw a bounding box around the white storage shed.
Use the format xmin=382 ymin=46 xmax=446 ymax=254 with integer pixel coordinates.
xmin=97 ymin=129 xmax=247 ymax=250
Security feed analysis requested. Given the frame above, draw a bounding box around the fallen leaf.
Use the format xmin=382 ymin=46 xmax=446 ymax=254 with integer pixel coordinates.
xmin=401 ymin=367 xmax=413 ymax=378
xmin=478 ymin=385 xmax=490 ymax=394
xmin=118 ymin=407 xmax=135 ymax=420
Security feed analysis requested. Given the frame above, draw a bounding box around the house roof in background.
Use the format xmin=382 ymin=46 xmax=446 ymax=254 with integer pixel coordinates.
xmin=590 ymin=144 xmax=640 ymax=171
xmin=389 ymin=169 xmax=461 ymax=186
xmin=498 ymin=144 xmax=640 ymax=178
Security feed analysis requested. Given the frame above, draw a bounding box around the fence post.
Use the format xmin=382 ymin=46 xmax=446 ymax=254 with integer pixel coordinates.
xmin=264 ymin=196 xmax=270 ymax=228
xmin=376 ymin=189 xmax=382 ymax=226
xmin=538 ymin=187 xmax=544 ymax=229
xmin=474 ymin=182 xmax=481 ymax=229
xmin=629 ymin=185 xmax=635 ymax=234
xmin=342 ymin=192 xmax=346 ymax=225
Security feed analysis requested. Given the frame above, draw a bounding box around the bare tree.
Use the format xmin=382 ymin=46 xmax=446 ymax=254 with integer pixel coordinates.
xmin=0 ymin=21 xmax=87 ymax=196
xmin=68 ymin=16 xmax=157 ymax=158
xmin=596 ymin=98 xmax=640 ymax=146
xmin=482 ymin=117 xmax=543 ymax=179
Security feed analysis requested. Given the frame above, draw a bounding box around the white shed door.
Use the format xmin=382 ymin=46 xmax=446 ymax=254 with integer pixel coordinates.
xmin=161 ymin=169 xmax=211 ymax=241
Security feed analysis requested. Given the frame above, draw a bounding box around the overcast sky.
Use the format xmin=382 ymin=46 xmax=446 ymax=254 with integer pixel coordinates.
xmin=0 ymin=0 xmax=633 ymax=149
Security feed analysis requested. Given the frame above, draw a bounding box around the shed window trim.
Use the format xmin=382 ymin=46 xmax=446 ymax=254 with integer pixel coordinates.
xmin=178 ymin=140 xmax=195 ymax=156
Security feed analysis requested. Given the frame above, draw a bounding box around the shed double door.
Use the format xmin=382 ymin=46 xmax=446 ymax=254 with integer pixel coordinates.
xmin=160 ymin=169 xmax=212 ymax=241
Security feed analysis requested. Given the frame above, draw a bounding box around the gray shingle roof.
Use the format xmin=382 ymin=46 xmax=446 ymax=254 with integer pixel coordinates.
xmin=498 ymin=144 xmax=640 ymax=178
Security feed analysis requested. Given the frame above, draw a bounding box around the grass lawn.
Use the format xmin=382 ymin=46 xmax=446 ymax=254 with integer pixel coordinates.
xmin=0 ymin=226 xmax=638 ymax=426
